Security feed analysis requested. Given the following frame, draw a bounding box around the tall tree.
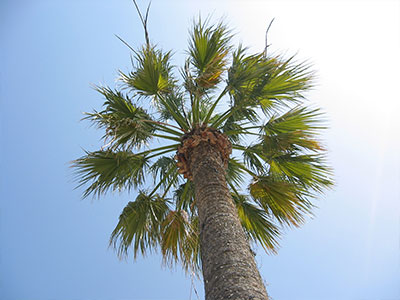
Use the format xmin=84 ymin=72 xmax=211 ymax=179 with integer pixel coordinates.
xmin=72 ymin=11 xmax=332 ymax=300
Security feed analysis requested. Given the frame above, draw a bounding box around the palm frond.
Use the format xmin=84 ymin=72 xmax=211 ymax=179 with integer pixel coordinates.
xmin=221 ymin=108 xmax=259 ymax=142
xmin=225 ymin=47 xmax=314 ymax=125
xmin=188 ymin=18 xmax=232 ymax=90
xmin=72 ymin=150 xmax=149 ymax=198
xmin=156 ymin=91 xmax=187 ymax=122
xmin=226 ymin=157 xmax=247 ymax=188
xmin=119 ymin=45 xmax=175 ymax=97
xmin=110 ymin=192 xmax=170 ymax=258
xmin=181 ymin=58 xmax=197 ymax=101
xmin=260 ymin=56 xmax=314 ymax=108
xmin=258 ymin=106 xmax=326 ymax=159
xmin=149 ymin=155 xmax=179 ymax=189
xmin=238 ymin=144 xmax=267 ymax=175
xmin=174 ymin=181 xmax=196 ymax=212
xmin=232 ymin=193 xmax=280 ymax=253
xmin=269 ymin=153 xmax=333 ymax=193
xmin=197 ymin=96 xmax=214 ymax=123
xmin=227 ymin=45 xmax=269 ymax=106
xmin=85 ymin=86 xmax=156 ymax=150
xmin=249 ymin=175 xmax=313 ymax=227
xmin=161 ymin=210 xmax=201 ymax=274
xmin=156 ymin=93 xmax=191 ymax=131
xmin=263 ymin=106 xmax=325 ymax=138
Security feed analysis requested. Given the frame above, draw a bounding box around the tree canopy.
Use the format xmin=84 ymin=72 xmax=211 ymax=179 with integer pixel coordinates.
xmin=72 ymin=16 xmax=333 ymax=276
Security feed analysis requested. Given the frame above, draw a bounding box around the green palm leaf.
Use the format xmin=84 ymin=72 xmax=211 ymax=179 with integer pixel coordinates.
xmin=226 ymin=157 xmax=247 ymax=187
xmin=119 ymin=46 xmax=175 ymax=96
xmin=232 ymin=193 xmax=280 ymax=253
xmin=260 ymin=56 xmax=313 ymax=106
xmin=188 ymin=18 xmax=232 ymax=90
xmin=85 ymin=86 xmax=156 ymax=150
xmin=249 ymin=175 xmax=313 ymax=227
xmin=239 ymin=144 xmax=266 ymax=175
xmin=156 ymin=91 xmax=187 ymax=122
xmin=269 ymin=153 xmax=332 ymax=193
xmin=174 ymin=181 xmax=196 ymax=212
xmin=72 ymin=150 xmax=149 ymax=198
xmin=261 ymin=106 xmax=325 ymax=153
xmin=161 ymin=210 xmax=200 ymax=273
xmin=215 ymin=49 xmax=313 ymax=129
xmin=110 ymin=192 xmax=170 ymax=258
xmin=227 ymin=46 xmax=271 ymax=106
xmin=149 ymin=155 xmax=179 ymax=189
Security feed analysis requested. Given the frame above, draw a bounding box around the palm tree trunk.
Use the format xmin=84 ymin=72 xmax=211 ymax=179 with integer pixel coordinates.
xmin=189 ymin=142 xmax=269 ymax=300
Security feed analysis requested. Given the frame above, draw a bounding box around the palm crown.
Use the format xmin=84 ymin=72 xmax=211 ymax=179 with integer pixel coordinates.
xmin=73 ymin=17 xmax=332 ymax=275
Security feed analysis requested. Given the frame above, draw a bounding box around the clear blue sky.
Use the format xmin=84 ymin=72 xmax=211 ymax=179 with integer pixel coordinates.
xmin=1 ymin=1 xmax=399 ymax=300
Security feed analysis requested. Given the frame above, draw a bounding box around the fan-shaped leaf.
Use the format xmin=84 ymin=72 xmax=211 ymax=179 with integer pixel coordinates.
xmin=188 ymin=18 xmax=232 ymax=89
xmin=85 ymin=86 xmax=156 ymax=150
xmin=120 ymin=46 xmax=175 ymax=96
xmin=269 ymin=153 xmax=333 ymax=193
xmin=161 ymin=210 xmax=200 ymax=273
xmin=249 ymin=175 xmax=313 ymax=227
xmin=72 ymin=150 xmax=149 ymax=198
xmin=110 ymin=192 xmax=170 ymax=258
xmin=232 ymin=193 xmax=280 ymax=253
xmin=261 ymin=106 xmax=325 ymax=154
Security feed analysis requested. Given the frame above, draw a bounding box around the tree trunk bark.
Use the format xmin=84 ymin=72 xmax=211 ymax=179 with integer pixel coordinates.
xmin=189 ymin=142 xmax=269 ymax=300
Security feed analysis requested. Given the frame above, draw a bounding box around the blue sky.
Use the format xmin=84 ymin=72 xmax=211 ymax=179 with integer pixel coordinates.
xmin=1 ymin=1 xmax=399 ymax=300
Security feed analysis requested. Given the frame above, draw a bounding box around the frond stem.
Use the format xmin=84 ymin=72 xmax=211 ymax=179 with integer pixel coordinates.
xmin=161 ymin=171 xmax=179 ymax=199
xmin=210 ymin=107 xmax=233 ymax=129
xmin=134 ymin=143 xmax=179 ymax=157
xmin=153 ymin=134 xmax=182 ymax=142
xmin=211 ymin=98 xmax=256 ymax=129
xmin=203 ymin=87 xmax=228 ymax=125
xmin=156 ymin=93 xmax=190 ymax=131
xmin=141 ymin=119 xmax=185 ymax=135
xmin=148 ymin=165 xmax=177 ymax=197
xmin=229 ymin=157 xmax=258 ymax=178
xmin=146 ymin=148 xmax=177 ymax=160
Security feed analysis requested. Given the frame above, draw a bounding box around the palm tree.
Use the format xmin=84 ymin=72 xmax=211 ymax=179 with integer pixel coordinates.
xmin=72 ymin=12 xmax=332 ymax=300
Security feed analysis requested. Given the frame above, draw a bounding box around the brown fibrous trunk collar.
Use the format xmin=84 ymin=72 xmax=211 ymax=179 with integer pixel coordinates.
xmin=174 ymin=126 xmax=232 ymax=181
